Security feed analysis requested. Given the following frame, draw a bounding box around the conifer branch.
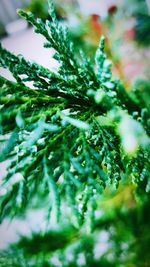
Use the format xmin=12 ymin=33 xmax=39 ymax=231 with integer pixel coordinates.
xmin=0 ymin=0 xmax=150 ymax=227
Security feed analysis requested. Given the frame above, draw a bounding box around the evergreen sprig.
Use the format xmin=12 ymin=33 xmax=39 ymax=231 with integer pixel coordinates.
xmin=0 ymin=0 xmax=150 ymax=228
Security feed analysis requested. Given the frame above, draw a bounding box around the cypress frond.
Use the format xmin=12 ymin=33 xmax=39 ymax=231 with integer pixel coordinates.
xmin=0 ymin=0 xmax=150 ymax=228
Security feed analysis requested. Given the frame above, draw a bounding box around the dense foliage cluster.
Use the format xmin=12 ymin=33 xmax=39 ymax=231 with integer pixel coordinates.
xmin=0 ymin=0 xmax=150 ymax=266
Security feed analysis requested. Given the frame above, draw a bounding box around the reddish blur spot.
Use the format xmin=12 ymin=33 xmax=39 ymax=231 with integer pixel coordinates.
xmin=124 ymin=28 xmax=135 ymax=40
xmin=108 ymin=5 xmax=117 ymax=15
xmin=91 ymin=14 xmax=102 ymax=34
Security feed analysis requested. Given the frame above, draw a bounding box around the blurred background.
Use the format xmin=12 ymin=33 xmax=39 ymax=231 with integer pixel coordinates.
xmin=0 ymin=1 xmax=150 ymax=266
xmin=0 ymin=0 xmax=150 ymax=84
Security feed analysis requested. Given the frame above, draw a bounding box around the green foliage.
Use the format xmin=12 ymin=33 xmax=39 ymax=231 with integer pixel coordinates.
xmin=0 ymin=1 xmax=150 ymax=266
xmin=125 ymin=0 xmax=150 ymax=46
xmin=0 ymin=0 xmax=150 ymax=238
xmin=135 ymin=13 xmax=150 ymax=46
xmin=0 ymin=1 xmax=150 ymax=267
xmin=1 ymin=188 xmax=150 ymax=267
xmin=26 ymin=0 xmax=49 ymax=19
